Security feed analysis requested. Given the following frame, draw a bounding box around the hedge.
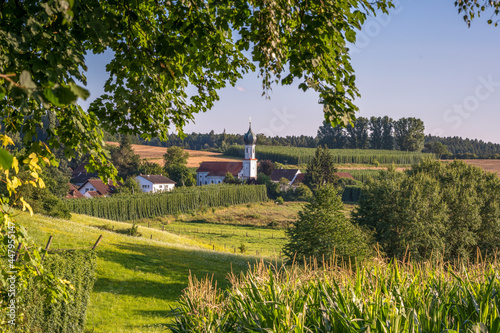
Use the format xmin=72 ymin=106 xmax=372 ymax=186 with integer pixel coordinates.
xmin=23 ymin=250 xmax=97 ymax=333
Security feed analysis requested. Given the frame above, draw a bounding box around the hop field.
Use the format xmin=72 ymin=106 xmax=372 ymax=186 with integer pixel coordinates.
xmin=225 ymin=145 xmax=435 ymax=165
xmin=66 ymin=184 xmax=268 ymax=221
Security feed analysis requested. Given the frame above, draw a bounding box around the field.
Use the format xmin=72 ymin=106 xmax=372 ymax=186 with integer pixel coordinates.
xmin=18 ymin=211 xmax=263 ymax=332
xmin=224 ymin=145 xmax=435 ymax=165
xmin=461 ymin=159 xmax=500 ymax=176
xmin=106 ymin=141 xmax=240 ymax=168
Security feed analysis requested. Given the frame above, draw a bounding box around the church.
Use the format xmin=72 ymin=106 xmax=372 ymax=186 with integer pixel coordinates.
xmin=196 ymin=122 xmax=258 ymax=186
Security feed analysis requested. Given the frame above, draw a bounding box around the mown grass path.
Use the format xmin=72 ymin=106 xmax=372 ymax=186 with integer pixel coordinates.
xmin=18 ymin=212 xmax=262 ymax=332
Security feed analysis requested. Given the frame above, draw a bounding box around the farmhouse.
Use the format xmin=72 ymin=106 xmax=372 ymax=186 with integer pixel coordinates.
xmin=65 ymin=183 xmax=84 ymax=199
xmin=196 ymin=122 xmax=258 ymax=185
xmin=71 ymin=162 xmax=98 ymax=187
xmin=79 ymin=179 xmax=120 ymax=198
xmin=270 ymin=169 xmax=302 ymax=185
xmin=135 ymin=174 xmax=176 ymax=193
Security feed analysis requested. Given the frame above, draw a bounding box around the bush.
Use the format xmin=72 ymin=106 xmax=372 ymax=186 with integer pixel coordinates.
xmin=24 ymin=250 xmax=97 ymax=333
xmin=354 ymin=159 xmax=500 ymax=261
xmin=275 ymin=196 xmax=284 ymax=205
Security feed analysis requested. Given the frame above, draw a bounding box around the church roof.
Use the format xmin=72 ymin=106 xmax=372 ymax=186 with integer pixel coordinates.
xmin=196 ymin=161 xmax=243 ymax=177
xmin=243 ymin=123 xmax=257 ymax=145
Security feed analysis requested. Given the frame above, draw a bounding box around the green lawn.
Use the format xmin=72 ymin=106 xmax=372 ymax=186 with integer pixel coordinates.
xmin=17 ymin=212 xmax=262 ymax=332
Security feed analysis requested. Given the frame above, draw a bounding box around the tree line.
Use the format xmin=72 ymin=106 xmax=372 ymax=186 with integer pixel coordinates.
xmin=105 ymin=117 xmax=500 ymax=158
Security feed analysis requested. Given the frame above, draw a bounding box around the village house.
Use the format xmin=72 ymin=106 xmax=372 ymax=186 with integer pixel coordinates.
xmin=135 ymin=175 xmax=176 ymax=193
xmin=196 ymin=122 xmax=258 ymax=185
xmin=78 ymin=179 xmax=120 ymax=198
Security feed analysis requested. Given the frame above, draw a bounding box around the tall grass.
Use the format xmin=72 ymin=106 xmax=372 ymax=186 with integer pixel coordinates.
xmin=170 ymin=259 xmax=500 ymax=332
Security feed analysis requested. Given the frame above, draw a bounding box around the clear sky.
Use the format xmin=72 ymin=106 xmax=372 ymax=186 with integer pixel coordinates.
xmin=81 ymin=0 xmax=500 ymax=143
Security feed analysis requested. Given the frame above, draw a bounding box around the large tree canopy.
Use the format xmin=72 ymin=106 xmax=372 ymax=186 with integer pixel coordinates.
xmin=0 ymin=0 xmax=394 ymax=175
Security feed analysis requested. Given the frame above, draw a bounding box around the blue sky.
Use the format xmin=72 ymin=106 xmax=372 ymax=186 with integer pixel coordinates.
xmin=81 ymin=0 xmax=500 ymax=143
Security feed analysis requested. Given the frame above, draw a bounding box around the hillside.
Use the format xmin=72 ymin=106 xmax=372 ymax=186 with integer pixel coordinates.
xmin=106 ymin=141 xmax=240 ymax=168
xmin=18 ymin=212 xmax=260 ymax=332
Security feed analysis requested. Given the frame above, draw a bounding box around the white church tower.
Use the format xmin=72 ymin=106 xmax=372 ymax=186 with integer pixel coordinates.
xmin=242 ymin=120 xmax=257 ymax=179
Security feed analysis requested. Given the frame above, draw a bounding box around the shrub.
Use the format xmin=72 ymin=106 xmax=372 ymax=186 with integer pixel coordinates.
xmin=275 ymin=196 xmax=284 ymax=205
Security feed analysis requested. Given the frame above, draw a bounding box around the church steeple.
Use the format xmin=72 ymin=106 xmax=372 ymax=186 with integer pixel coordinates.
xmin=243 ymin=119 xmax=256 ymax=145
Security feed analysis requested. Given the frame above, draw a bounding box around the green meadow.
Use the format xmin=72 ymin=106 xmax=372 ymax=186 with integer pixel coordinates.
xmin=18 ymin=212 xmax=264 ymax=332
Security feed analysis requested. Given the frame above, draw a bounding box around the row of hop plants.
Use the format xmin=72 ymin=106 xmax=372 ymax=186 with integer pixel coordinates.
xmin=338 ymin=168 xmax=381 ymax=183
xmin=170 ymin=258 xmax=500 ymax=333
xmin=65 ymin=184 xmax=268 ymax=221
xmin=225 ymin=145 xmax=435 ymax=165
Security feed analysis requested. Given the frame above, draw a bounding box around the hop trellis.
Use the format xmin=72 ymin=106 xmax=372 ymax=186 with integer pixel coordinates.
xmin=65 ymin=185 xmax=268 ymax=221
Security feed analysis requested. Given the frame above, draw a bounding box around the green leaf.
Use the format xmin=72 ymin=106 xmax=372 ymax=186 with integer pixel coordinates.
xmin=19 ymin=70 xmax=37 ymax=89
xmin=69 ymin=83 xmax=90 ymax=100
xmin=0 ymin=148 xmax=13 ymax=169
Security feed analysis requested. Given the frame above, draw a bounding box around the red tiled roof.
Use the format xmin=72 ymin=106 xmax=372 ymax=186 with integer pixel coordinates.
xmin=80 ymin=179 xmax=119 ymax=196
xmin=138 ymin=175 xmax=176 ymax=184
xmin=66 ymin=183 xmax=84 ymax=199
xmin=334 ymin=172 xmax=355 ymax=180
xmin=196 ymin=161 xmax=243 ymax=177
xmin=85 ymin=191 xmax=101 ymax=198
xmin=270 ymin=169 xmax=301 ymax=182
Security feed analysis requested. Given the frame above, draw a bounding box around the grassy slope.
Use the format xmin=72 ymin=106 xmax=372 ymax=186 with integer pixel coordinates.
xmin=129 ymin=202 xmax=305 ymax=257
xmin=18 ymin=212 xmax=261 ymax=333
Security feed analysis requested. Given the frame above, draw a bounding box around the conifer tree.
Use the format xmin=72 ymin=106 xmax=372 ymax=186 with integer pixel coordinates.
xmin=303 ymin=146 xmax=338 ymax=189
xmin=284 ymin=185 xmax=370 ymax=264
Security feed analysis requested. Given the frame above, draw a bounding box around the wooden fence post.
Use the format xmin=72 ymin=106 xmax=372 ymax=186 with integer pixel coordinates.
xmin=92 ymin=235 xmax=103 ymax=250
xmin=41 ymin=236 xmax=53 ymax=261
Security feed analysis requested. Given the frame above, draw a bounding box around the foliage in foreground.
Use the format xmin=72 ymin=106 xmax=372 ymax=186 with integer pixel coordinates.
xmin=65 ymin=184 xmax=268 ymax=221
xmin=24 ymin=250 xmax=97 ymax=333
xmin=170 ymin=260 xmax=500 ymax=333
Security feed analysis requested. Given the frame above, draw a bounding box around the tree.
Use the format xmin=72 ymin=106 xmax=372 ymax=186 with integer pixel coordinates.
xmin=381 ymin=116 xmax=394 ymax=150
xmin=393 ymin=117 xmax=425 ymax=152
xmin=166 ymin=164 xmax=195 ymax=187
xmin=257 ymin=160 xmax=275 ymax=176
xmin=109 ymin=136 xmax=141 ymax=180
xmin=138 ymin=161 xmax=164 ymax=176
xmin=223 ymin=172 xmax=242 ymax=184
xmin=345 ymin=117 xmax=369 ymax=149
xmin=119 ymin=177 xmax=142 ymax=195
xmin=283 ymin=185 xmax=370 ymax=263
xmin=369 ymin=116 xmax=384 ymax=149
xmin=317 ymin=121 xmax=347 ymax=149
xmin=354 ymin=160 xmax=500 ymax=261
xmin=424 ymin=142 xmax=450 ymax=159
xmin=163 ymin=147 xmax=189 ymax=170
xmin=455 ymin=1 xmax=500 ymax=26
xmin=303 ymin=146 xmax=338 ymax=189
